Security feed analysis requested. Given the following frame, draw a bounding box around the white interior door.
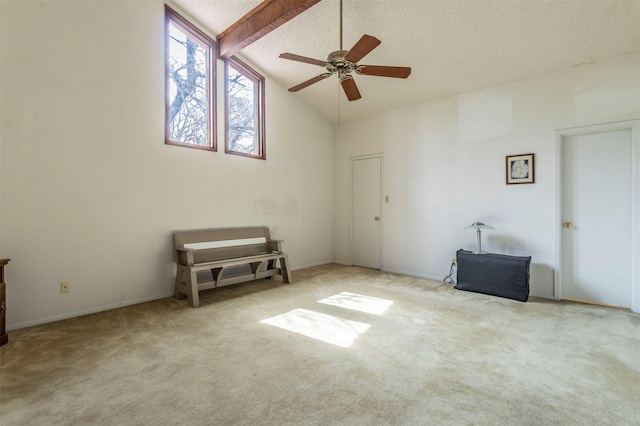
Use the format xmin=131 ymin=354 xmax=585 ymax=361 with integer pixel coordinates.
xmin=562 ymin=129 xmax=632 ymax=308
xmin=352 ymin=156 xmax=382 ymax=269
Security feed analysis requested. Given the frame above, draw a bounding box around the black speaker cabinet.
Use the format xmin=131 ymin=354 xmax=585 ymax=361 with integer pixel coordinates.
xmin=455 ymin=249 xmax=531 ymax=302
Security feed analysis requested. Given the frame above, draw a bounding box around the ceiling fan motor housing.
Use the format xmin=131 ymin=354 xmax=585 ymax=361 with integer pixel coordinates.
xmin=326 ymin=50 xmax=348 ymax=64
xmin=325 ymin=50 xmax=358 ymax=80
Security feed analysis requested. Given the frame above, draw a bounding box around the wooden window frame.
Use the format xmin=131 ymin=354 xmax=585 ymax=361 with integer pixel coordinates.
xmin=165 ymin=5 xmax=217 ymax=151
xmin=225 ymin=56 xmax=266 ymax=160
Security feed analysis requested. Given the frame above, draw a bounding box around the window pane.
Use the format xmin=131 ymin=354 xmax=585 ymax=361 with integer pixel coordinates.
xmin=165 ymin=6 xmax=215 ymax=150
xmin=227 ymin=65 xmax=258 ymax=155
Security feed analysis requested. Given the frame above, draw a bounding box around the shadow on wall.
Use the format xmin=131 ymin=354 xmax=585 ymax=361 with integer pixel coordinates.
xmin=482 ymin=234 xmax=555 ymax=298
xmin=487 ymin=234 xmax=528 ymax=253
xmin=530 ymin=263 xmax=555 ymax=299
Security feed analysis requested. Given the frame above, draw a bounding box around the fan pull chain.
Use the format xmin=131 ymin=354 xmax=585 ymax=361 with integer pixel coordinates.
xmin=337 ymin=81 xmax=341 ymax=132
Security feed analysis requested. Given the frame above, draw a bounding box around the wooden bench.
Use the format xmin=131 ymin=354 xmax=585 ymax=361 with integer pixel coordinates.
xmin=173 ymin=227 xmax=292 ymax=307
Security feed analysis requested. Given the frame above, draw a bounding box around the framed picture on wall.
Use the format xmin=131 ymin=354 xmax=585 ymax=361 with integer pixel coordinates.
xmin=506 ymin=153 xmax=535 ymax=184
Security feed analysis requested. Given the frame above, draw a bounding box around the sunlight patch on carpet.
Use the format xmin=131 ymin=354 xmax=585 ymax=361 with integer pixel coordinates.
xmin=261 ymin=308 xmax=370 ymax=348
xmin=318 ymin=292 xmax=394 ymax=315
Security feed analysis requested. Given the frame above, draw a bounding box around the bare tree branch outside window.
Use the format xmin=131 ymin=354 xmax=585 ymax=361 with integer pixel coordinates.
xmin=227 ymin=66 xmax=257 ymax=155
xmin=165 ymin=6 xmax=215 ymax=150
xmin=168 ymin=23 xmax=209 ymax=146
xmin=225 ymin=57 xmax=264 ymax=159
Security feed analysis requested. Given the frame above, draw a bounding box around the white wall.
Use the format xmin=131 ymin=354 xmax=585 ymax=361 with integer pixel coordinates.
xmin=0 ymin=0 xmax=334 ymax=329
xmin=334 ymin=53 xmax=640 ymax=299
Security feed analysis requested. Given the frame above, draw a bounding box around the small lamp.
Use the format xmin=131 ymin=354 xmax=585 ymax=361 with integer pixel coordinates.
xmin=464 ymin=221 xmax=494 ymax=254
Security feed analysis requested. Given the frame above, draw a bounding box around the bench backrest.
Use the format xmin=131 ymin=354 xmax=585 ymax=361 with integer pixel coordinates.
xmin=174 ymin=226 xmax=272 ymax=265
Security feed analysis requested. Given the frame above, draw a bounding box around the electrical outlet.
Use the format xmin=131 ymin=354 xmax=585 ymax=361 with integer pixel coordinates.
xmin=451 ymin=258 xmax=457 ymax=266
xmin=60 ymin=281 xmax=70 ymax=293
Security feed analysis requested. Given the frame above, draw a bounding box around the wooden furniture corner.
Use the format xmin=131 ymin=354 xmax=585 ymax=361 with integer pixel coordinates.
xmin=1 ymin=259 xmax=11 ymax=347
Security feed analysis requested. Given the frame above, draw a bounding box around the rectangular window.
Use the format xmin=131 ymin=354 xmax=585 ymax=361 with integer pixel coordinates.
xmin=165 ymin=6 xmax=216 ymax=150
xmin=225 ymin=57 xmax=265 ymax=159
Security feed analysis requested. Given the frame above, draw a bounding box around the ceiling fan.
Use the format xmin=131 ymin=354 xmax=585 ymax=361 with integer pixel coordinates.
xmin=279 ymin=0 xmax=411 ymax=101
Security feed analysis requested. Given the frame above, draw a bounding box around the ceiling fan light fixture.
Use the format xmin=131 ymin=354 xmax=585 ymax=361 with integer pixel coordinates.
xmin=337 ymin=70 xmax=353 ymax=82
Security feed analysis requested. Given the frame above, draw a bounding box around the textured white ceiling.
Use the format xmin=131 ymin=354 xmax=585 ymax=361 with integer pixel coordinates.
xmin=173 ymin=0 xmax=640 ymax=123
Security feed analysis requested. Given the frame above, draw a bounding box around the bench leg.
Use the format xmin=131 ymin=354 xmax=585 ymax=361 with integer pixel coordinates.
xmin=265 ymin=259 xmax=276 ymax=279
xmin=174 ymin=266 xmax=186 ymax=300
xmin=186 ymin=270 xmax=200 ymax=308
xmin=215 ymin=267 xmax=226 ymax=288
xmin=280 ymin=254 xmax=292 ymax=284
xmin=251 ymin=261 xmax=265 ymax=280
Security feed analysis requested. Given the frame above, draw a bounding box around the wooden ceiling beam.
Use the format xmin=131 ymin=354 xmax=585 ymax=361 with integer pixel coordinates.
xmin=218 ymin=0 xmax=323 ymax=58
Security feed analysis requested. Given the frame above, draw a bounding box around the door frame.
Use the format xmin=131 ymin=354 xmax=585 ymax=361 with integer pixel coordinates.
xmin=350 ymin=153 xmax=384 ymax=269
xmin=555 ymin=119 xmax=640 ymax=313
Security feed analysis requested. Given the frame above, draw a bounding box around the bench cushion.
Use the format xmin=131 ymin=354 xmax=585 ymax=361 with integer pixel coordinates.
xmin=175 ymin=227 xmax=273 ymax=265
xmin=184 ymin=237 xmax=267 ymax=251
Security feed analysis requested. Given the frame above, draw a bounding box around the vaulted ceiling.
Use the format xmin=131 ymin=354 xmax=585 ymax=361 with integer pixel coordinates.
xmin=173 ymin=0 xmax=640 ymax=123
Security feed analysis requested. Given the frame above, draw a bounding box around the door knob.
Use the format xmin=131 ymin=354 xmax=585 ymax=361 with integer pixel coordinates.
xmin=374 ymin=216 xmax=380 ymax=221
xmin=563 ymin=222 xmax=573 ymax=229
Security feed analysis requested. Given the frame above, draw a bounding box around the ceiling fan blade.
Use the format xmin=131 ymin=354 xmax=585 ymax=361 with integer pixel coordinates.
xmin=279 ymin=53 xmax=327 ymax=67
xmin=340 ymin=77 xmax=361 ymax=101
xmin=358 ymin=65 xmax=412 ymax=78
xmin=344 ymin=35 xmax=381 ymax=63
xmin=288 ymin=73 xmax=332 ymax=92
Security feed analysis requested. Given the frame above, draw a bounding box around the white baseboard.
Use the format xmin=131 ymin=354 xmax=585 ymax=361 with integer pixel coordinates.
xmin=291 ymin=260 xmax=334 ymax=271
xmin=8 ymin=263 xmax=337 ymax=331
xmin=382 ymin=268 xmax=444 ymax=282
xmin=7 ymin=292 xmax=175 ymax=331
xmin=7 ymin=265 xmax=450 ymax=331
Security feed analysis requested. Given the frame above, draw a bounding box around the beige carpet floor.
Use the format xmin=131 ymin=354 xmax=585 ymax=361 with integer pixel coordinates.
xmin=1 ymin=264 xmax=639 ymax=425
